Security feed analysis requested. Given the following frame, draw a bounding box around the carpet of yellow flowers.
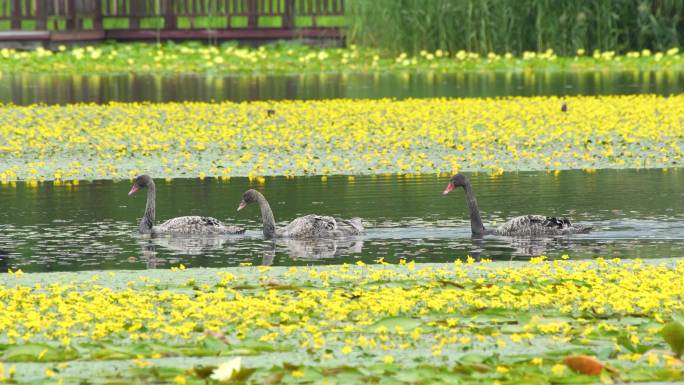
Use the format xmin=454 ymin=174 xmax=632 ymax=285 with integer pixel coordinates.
xmin=0 ymin=43 xmax=682 ymax=75
xmin=0 ymin=258 xmax=682 ymax=384
xmin=0 ymin=95 xmax=682 ymax=184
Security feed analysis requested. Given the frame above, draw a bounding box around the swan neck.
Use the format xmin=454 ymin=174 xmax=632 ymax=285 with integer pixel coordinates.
xmin=255 ymin=192 xmax=277 ymax=238
xmin=463 ymin=181 xmax=486 ymax=235
xmin=140 ymin=181 xmax=156 ymax=233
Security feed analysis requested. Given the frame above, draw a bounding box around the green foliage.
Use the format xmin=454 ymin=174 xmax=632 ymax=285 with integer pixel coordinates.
xmin=0 ymin=260 xmax=683 ymax=384
xmin=346 ymin=0 xmax=684 ymax=55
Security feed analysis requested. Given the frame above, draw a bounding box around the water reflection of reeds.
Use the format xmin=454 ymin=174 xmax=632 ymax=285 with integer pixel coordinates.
xmin=2 ymin=70 xmax=684 ymax=105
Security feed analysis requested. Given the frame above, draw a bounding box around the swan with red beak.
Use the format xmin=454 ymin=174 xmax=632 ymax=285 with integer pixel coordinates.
xmin=128 ymin=175 xmax=245 ymax=235
xmin=443 ymin=173 xmax=592 ymax=236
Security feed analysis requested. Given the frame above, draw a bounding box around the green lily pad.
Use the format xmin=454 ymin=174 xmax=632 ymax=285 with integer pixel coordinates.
xmin=371 ymin=316 xmax=422 ymax=332
xmin=3 ymin=343 xmax=75 ymax=362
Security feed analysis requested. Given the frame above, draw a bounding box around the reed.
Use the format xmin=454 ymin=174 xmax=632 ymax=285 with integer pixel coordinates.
xmin=346 ymin=0 xmax=684 ymax=55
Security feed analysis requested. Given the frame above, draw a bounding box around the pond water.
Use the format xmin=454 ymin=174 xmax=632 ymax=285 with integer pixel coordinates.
xmin=0 ymin=170 xmax=681 ymax=272
xmin=2 ymin=70 xmax=684 ymax=104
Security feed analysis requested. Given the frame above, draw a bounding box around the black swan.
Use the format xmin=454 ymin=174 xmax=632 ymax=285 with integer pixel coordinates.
xmin=237 ymin=189 xmax=364 ymax=239
xmin=128 ymin=175 xmax=245 ymax=235
xmin=443 ymin=174 xmax=592 ymax=236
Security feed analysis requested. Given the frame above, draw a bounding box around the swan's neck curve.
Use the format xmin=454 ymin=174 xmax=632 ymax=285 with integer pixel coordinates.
xmin=140 ymin=181 xmax=156 ymax=233
xmin=463 ymin=181 xmax=486 ymax=236
xmin=255 ymin=192 xmax=277 ymax=238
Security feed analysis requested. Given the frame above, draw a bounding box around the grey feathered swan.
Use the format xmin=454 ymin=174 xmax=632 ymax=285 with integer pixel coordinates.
xmin=128 ymin=175 xmax=245 ymax=235
xmin=237 ymin=189 xmax=364 ymax=239
xmin=443 ymin=174 xmax=592 ymax=236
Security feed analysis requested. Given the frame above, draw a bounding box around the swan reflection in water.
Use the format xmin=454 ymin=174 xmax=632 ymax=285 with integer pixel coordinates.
xmin=471 ymin=233 xmax=585 ymax=261
xmin=503 ymin=235 xmax=575 ymax=257
xmin=135 ymin=235 xmax=241 ymax=268
xmin=150 ymin=235 xmax=238 ymax=255
xmin=470 ymin=231 xmax=582 ymax=260
xmin=135 ymin=235 xmax=364 ymax=268
xmin=263 ymin=238 xmax=365 ymax=265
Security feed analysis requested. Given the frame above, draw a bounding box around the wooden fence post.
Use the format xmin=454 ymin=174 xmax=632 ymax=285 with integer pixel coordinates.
xmin=11 ymin=0 xmax=21 ymax=29
xmin=35 ymin=0 xmax=47 ymax=30
xmin=92 ymin=0 xmax=103 ymax=30
xmin=65 ymin=0 xmax=78 ymax=30
xmin=129 ymin=0 xmax=140 ymax=29
xmin=247 ymin=0 xmax=257 ymax=28
xmin=283 ymin=0 xmax=294 ymax=29
xmin=164 ymin=0 xmax=176 ymax=29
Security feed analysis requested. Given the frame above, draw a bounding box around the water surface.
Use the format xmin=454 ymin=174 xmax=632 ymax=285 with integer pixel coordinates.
xmin=2 ymin=70 xmax=684 ymax=105
xmin=0 ymin=170 xmax=681 ymax=272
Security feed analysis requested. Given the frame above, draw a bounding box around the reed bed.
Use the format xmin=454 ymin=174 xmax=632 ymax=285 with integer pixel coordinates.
xmin=346 ymin=0 xmax=684 ymax=55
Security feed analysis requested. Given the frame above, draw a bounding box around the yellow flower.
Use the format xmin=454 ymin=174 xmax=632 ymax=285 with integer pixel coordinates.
xmin=551 ymin=364 xmax=566 ymax=376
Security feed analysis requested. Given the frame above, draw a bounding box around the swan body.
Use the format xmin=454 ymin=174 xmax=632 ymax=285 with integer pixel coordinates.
xmin=276 ymin=215 xmax=364 ymax=238
xmin=491 ymin=214 xmax=591 ymax=236
xmin=153 ymin=216 xmax=244 ymax=235
xmin=443 ymin=174 xmax=591 ymax=236
xmin=129 ymin=175 xmax=245 ymax=235
xmin=237 ymin=189 xmax=364 ymax=239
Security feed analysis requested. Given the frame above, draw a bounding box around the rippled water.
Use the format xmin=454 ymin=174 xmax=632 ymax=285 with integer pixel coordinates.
xmin=0 ymin=170 xmax=681 ymax=272
xmin=2 ymin=70 xmax=684 ymax=104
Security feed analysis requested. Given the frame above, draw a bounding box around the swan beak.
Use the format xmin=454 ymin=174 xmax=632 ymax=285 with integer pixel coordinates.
xmin=128 ymin=185 xmax=139 ymax=196
xmin=237 ymin=200 xmax=247 ymax=211
xmin=443 ymin=182 xmax=455 ymax=195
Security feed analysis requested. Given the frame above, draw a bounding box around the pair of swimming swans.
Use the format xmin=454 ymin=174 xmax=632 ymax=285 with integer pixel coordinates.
xmin=128 ymin=175 xmax=363 ymax=238
xmin=129 ymin=174 xmax=591 ymax=238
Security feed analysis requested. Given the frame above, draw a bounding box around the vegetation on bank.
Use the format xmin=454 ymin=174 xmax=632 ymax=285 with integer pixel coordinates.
xmin=347 ymin=0 xmax=684 ymax=56
xmin=0 ymin=43 xmax=684 ymax=75
xmin=0 ymin=258 xmax=682 ymax=384
xmin=0 ymin=95 xmax=682 ymax=183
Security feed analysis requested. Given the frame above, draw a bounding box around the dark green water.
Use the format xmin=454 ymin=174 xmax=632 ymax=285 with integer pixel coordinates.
xmin=0 ymin=170 xmax=682 ymax=272
xmin=2 ymin=70 xmax=684 ymax=104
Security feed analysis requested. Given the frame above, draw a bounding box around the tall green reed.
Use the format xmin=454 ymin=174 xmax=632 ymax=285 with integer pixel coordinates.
xmin=345 ymin=0 xmax=684 ymax=55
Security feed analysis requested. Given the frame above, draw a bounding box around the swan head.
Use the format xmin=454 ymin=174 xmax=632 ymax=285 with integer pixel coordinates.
xmin=237 ymin=189 xmax=260 ymax=211
xmin=443 ymin=174 xmax=469 ymax=195
xmin=129 ymin=175 xmax=153 ymax=196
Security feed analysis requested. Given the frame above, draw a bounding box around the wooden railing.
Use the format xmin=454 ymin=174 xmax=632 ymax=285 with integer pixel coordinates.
xmin=0 ymin=0 xmax=344 ymax=42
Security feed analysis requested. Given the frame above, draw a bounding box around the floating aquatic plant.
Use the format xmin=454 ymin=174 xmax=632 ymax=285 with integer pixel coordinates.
xmin=0 ymin=95 xmax=681 ymax=183
xmin=0 ymin=43 xmax=683 ymax=75
xmin=0 ymin=258 xmax=682 ymax=383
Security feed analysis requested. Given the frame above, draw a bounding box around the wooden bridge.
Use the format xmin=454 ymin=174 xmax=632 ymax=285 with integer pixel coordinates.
xmin=0 ymin=0 xmax=344 ymax=45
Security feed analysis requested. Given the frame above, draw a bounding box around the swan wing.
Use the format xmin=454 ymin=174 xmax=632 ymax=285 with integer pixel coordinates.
xmin=155 ymin=216 xmax=245 ymax=235
xmin=334 ymin=217 xmax=365 ymax=235
xmin=277 ymin=215 xmax=338 ymax=238
xmin=539 ymin=216 xmax=592 ymax=233
xmin=496 ymin=215 xmax=545 ymax=234
xmin=496 ymin=215 xmax=590 ymax=236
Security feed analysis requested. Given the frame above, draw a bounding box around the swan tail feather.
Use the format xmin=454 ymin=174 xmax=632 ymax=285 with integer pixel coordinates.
xmin=334 ymin=217 xmax=364 ymax=234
